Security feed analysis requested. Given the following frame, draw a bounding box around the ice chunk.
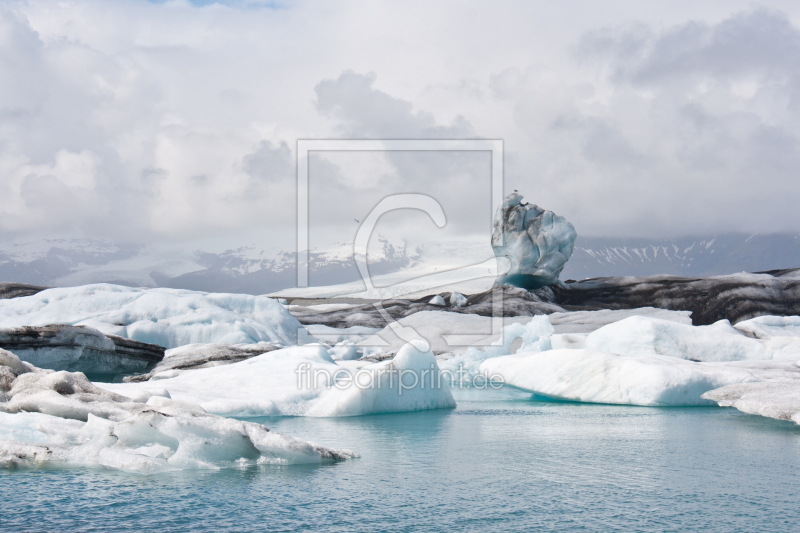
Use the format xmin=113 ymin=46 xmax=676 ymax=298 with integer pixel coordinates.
xmin=328 ymin=341 xmax=362 ymax=361
xmin=305 ymin=342 xmax=456 ymax=417
xmin=438 ymin=316 xmax=554 ymax=384
xmin=0 ymin=284 xmax=302 ymax=349
xmin=492 ymin=192 xmax=577 ymax=289
xmin=429 ymin=295 xmax=445 ymax=306
xmin=585 ymin=315 xmax=772 ymax=362
xmin=702 ymin=381 xmax=800 ymax=424
xmin=104 ymin=342 xmax=455 ymax=418
xmin=0 ymin=361 xmax=356 ymax=472
xmin=449 ymin=292 xmax=468 ymax=307
xmin=0 ymin=325 xmax=164 ymax=377
xmin=480 ymin=349 xmax=800 ymax=406
xmin=734 ymin=315 xmax=800 ymax=339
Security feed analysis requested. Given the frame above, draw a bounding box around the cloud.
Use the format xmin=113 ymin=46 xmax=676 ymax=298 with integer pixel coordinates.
xmin=315 ymin=70 xmax=474 ymax=138
xmin=1 ymin=0 xmax=800 ymax=250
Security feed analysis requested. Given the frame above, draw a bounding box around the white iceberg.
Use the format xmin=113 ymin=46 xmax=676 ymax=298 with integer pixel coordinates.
xmin=480 ymin=349 xmax=800 ymax=406
xmin=585 ymin=315 xmax=778 ymax=362
xmin=103 ymin=342 xmax=455 ymax=418
xmin=702 ymin=380 xmax=800 ymax=424
xmin=0 ymin=350 xmax=355 ymax=472
xmin=492 ymin=192 xmax=577 ymax=289
xmin=449 ymin=292 xmax=468 ymax=307
xmin=733 ymin=315 xmax=800 ymax=339
xmin=0 ymin=284 xmax=302 ymax=349
xmin=428 ymin=295 xmax=446 ymax=306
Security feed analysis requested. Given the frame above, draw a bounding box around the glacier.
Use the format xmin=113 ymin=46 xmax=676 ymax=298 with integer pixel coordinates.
xmin=492 ymin=192 xmax=577 ymax=289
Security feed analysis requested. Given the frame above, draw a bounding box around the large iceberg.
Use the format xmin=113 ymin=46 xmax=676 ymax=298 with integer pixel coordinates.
xmin=492 ymin=192 xmax=576 ymax=289
xmin=0 ymin=284 xmax=302 ymax=349
xmin=480 ymin=349 xmax=800 ymax=406
xmin=0 ymin=349 xmax=355 ymax=472
xmin=103 ymin=342 xmax=456 ymax=418
xmin=584 ymin=316 xmax=776 ymax=362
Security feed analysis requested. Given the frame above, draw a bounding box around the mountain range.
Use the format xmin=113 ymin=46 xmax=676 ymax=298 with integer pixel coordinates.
xmin=1 ymin=233 xmax=798 ymax=295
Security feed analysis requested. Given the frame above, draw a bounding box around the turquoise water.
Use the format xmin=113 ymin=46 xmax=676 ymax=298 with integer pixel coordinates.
xmin=2 ymin=388 xmax=800 ymax=532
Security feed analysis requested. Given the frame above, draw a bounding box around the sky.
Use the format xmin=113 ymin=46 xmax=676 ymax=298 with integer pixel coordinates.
xmin=2 ymin=0 xmax=800 ymax=254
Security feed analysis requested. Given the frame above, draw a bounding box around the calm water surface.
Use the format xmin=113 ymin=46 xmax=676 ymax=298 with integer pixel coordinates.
xmin=2 ymin=388 xmax=799 ymax=532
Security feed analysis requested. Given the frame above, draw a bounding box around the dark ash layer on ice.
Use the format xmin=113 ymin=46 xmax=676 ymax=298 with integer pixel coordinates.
xmin=0 ymin=325 xmax=164 ymax=379
xmin=124 ymin=342 xmax=280 ymax=382
xmin=292 ymin=269 xmax=800 ymax=329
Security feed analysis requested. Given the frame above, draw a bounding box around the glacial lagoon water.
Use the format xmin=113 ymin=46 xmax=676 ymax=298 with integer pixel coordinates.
xmin=2 ymin=387 xmax=800 ymax=532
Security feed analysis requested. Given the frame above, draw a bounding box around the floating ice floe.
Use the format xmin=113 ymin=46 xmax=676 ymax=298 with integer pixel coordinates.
xmin=585 ymin=316 xmax=778 ymax=362
xmin=480 ymin=349 xmax=800 ymax=406
xmin=0 ymin=284 xmax=302 ymax=349
xmin=702 ymin=381 xmax=800 ymax=424
xmin=103 ymin=342 xmax=455 ymax=418
xmin=0 ymin=350 xmax=355 ymax=472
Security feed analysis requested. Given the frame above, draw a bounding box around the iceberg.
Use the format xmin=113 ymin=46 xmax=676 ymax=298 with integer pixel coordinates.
xmin=0 ymin=350 xmax=355 ymax=472
xmin=734 ymin=315 xmax=800 ymax=339
xmin=585 ymin=315 xmax=779 ymax=362
xmin=103 ymin=342 xmax=455 ymax=418
xmin=0 ymin=284 xmax=302 ymax=349
xmin=480 ymin=349 xmax=800 ymax=406
xmin=449 ymin=292 xmax=468 ymax=307
xmin=492 ymin=192 xmax=576 ymax=289
xmin=702 ymin=381 xmax=800 ymax=424
xmin=0 ymin=324 xmax=164 ymax=377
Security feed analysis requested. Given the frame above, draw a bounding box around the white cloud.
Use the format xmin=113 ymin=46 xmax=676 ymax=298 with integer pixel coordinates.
xmin=1 ymin=0 xmax=800 ymax=247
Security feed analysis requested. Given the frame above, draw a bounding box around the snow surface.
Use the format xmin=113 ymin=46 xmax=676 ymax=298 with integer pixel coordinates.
xmin=480 ymin=350 xmax=800 ymax=406
xmin=547 ymin=307 xmax=692 ymax=334
xmin=0 ymin=284 xmax=302 ymax=349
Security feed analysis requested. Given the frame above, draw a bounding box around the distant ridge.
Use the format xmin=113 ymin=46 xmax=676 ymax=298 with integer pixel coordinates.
xmin=562 ymin=233 xmax=800 ymax=279
xmin=1 ymin=233 xmax=799 ymax=294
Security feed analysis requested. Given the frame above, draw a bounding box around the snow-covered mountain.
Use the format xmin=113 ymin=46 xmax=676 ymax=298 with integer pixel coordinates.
xmin=562 ymin=234 xmax=800 ymax=279
xmin=1 ymin=233 xmax=799 ymax=295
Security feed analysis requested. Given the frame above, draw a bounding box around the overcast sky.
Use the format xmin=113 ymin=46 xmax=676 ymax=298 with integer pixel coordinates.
xmin=2 ymin=0 xmax=800 ymax=252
